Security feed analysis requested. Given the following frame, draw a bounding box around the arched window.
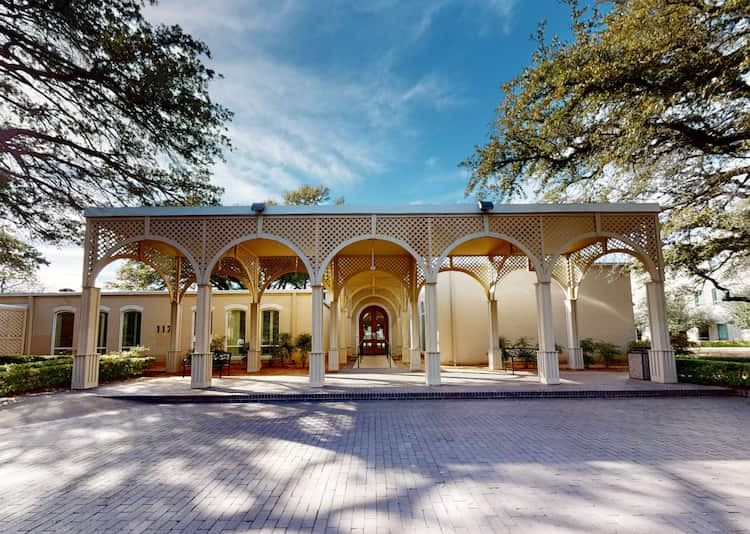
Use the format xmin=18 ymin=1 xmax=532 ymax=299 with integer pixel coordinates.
xmin=97 ymin=310 xmax=109 ymax=354
xmin=52 ymin=311 xmax=75 ymax=355
xmin=261 ymin=309 xmax=280 ymax=352
xmin=121 ymin=309 xmax=142 ymax=351
xmin=226 ymin=309 xmax=246 ymax=355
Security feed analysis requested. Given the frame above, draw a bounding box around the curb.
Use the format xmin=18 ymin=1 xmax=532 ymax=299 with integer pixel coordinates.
xmin=100 ymin=388 xmax=737 ymax=404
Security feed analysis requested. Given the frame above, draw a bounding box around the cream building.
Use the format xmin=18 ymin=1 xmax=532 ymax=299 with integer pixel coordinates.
xmin=1 ymin=202 xmax=674 ymax=389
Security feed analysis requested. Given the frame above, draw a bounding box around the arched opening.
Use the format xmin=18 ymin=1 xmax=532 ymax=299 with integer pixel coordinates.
xmin=52 ymin=310 xmax=75 ymax=355
xmin=358 ymin=305 xmax=389 ymax=355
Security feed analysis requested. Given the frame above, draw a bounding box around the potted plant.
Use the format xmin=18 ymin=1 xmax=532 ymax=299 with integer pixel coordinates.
xmin=594 ymin=341 xmax=620 ymax=368
xmin=295 ymin=333 xmax=312 ymax=368
xmin=277 ymin=333 xmax=293 ymax=366
xmin=580 ymin=337 xmax=595 ymax=368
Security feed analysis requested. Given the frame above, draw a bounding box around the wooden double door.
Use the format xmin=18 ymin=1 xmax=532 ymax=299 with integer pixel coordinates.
xmin=359 ymin=305 xmax=389 ymax=355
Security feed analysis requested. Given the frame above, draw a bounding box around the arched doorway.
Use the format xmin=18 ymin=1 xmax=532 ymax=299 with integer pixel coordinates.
xmin=359 ymin=305 xmax=389 ymax=355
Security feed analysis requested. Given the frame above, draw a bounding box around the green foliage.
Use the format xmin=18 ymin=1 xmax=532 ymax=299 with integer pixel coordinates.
xmin=676 ymin=358 xmax=750 ymax=388
xmin=580 ymin=337 xmax=596 ymax=366
xmin=463 ymin=0 xmax=750 ymax=302
xmin=0 ymin=355 xmax=53 ymax=364
xmin=0 ymin=230 xmax=48 ymax=293
xmin=0 ymin=0 xmax=231 ymax=243
xmin=634 ymin=284 xmax=712 ymax=334
xmin=294 ymin=333 xmax=312 ymax=366
xmin=627 ymin=340 xmax=651 ymax=352
xmin=210 ymin=336 xmax=225 ymax=352
xmin=670 ymin=332 xmax=691 ymax=354
xmin=497 ymin=336 xmax=508 ymax=349
xmin=106 ymin=261 xmax=165 ymax=291
xmin=283 ymin=185 xmax=331 ymax=206
xmin=730 ymin=302 xmax=750 ymax=330
xmin=594 ymin=341 xmax=621 ymax=367
xmin=0 ymin=355 xmax=154 ymax=396
xmin=98 ymin=356 xmax=154 ymax=382
xmin=696 ymin=340 xmax=750 ymax=348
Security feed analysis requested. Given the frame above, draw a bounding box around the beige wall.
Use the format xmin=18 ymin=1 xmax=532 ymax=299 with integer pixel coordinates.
xmin=0 ymin=266 xmax=634 ymax=362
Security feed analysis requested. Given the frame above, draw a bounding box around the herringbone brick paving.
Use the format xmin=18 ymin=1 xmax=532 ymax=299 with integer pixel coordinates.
xmin=0 ymin=395 xmax=748 ymax=533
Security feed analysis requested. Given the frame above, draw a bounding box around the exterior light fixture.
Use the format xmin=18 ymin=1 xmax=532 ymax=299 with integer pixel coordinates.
xmin=476 ymin=199 xmax=494 ymax=212
xmin=251 ymin=202 xmax=266 ymax=214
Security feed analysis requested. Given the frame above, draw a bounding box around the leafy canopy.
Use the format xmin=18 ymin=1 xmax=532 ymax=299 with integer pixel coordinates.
xmin=0 ymin=229 xmax=48 ymax=292
xmin=0 ymin=0 xmax=231 ymax=243
xmin=463 ymin=0 xmax=749 ymax=301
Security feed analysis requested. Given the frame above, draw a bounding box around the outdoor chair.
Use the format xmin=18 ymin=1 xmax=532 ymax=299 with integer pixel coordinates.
xmin=181 ymin=351 xmax=232 ymax=378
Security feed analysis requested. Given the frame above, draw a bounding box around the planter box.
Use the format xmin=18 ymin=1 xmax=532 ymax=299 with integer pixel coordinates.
xmin=628 ymin=351 xmax=650 ymax=380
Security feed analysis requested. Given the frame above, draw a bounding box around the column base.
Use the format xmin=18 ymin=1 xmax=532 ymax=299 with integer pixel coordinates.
xmin=309 ymin=352 xmax=325 ymax=387
xmin=488 ymin=349 xmax=503 ymax=370
xmin=648 ymin=349 xmax=677 ymax=383
xmin=328 ymin=350 xmax=339 ymax=372
xmin=246 ymin=350 xmax=260 ymax=373
xmin=567 ymin=347 xmax=584 ymax=370
xmin=410 ymin=349 xmax=422 ymax=371
xmin=425 ymin=352 xmax=441 ymax=386
xmin=401 ymin=346 xmax=409 ymax=363
xmin=72 ymin=353 xmax=99 ymax=389
xmin=537 ymin=350 xmax=560 ymax=385
xmin=166 ymin=351 xmax=181 ymax=374
xmin=191 ymin=353 xmax=212 ymax=389
xmin=339 ymin=347 xmax=347 ymax=365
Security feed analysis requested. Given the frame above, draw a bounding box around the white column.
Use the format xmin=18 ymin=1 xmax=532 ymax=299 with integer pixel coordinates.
xmin=191 ymin=284 xmax=212 ymax=388
xmin=535 ymin=281 xmax=560 ymax=385
xmin=424 ymin=282 xmax=441 ymax=385
xmin=487 ymin=297 xmax=502 ymax=370
xmin=339 ymin=308 xmax=348 ymax=365
xmin=72 ymin=286 xmax=101 ymax=389
xmin=645 ymin=280 xmax=677 ymax=383
xmin=166 ymin=299 xmax=183 ymax=373
xmin=309 ymin=284 xmax=325 ymax=387
xmin=564 ymin=297 xmax=584 ymax=370
xmin=328 ymin=297 xmax=339 ymax=372
xmin=246 ymin=301 xmax=260 ymax=372
xmin=409 ymin=298 xmax=421 ymax=371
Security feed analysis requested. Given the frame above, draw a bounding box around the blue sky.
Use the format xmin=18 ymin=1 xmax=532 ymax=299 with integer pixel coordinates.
xmin=39 ymin=0 xmax=577 ymax=289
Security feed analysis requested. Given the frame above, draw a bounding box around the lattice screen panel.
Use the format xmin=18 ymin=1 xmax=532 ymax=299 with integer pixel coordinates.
xmin=375 ymin=216 xmax=430 ymax=258
xmin=212 ymin=257 xmax=252 ymax=289
xmin=317 ymin=216 xmax=372 ymax=268
xmin=495 ymin=256 xmax=532 ymax=286
xmin=203 ymin=217 xmax=257 ymax=270
xmin=542 ymin=214 xmax=596 ymax=256
xmin=89 ymin=218 xmax=146 ymax=279
xmin=438 ymin=255 xmax=503 ymax=291
xmin=600 ymin=214 xmax=659 ymax=269
xmin=258 ymin=257 xmax=308 ymax=295
xmin=0 ymin=308 xmax=26 ymax=355
xmin=150 ymin=217 xmax=205 ymax=270
xmin=488 ymin=215 xmax=543 ymax=258
xmin=261 ymin=217 xmax=317 ymax=260
xmin=331 ymin=255 xmax=414 ymax=294
xmin=430 ymin=216 xmax=484 ymax=258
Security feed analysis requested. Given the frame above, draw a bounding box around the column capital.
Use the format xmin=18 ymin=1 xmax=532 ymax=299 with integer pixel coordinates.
xmin=534 ymin=280 xmax=552 ymax=287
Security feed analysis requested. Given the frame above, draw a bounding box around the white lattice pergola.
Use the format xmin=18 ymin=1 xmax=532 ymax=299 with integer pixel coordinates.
xmin=73 ymin=203 xmax=676 ymax=389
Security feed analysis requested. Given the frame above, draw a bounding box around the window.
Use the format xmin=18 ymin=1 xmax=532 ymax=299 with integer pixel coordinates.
xmin=52 ymin=311 xmax=75 ymax=355
xmin=226 ymin=309 xmax=246 ymax=355
xmin=693 ymin=291 xmax=702 ymax=307
xmin=121 ymin=310 xmax=142 ymax=350
xmin=712 ymin=288 xmax=723 ymax=304
xmin=97 ymin=311 xmax=109 ymax=354
xmin=717 ymin=323 xmax=729 ymax=341
xmin=261 ymin=309 xmax=279 ymax=351
xmin=698 ymin=325 xmax=709 ymax=340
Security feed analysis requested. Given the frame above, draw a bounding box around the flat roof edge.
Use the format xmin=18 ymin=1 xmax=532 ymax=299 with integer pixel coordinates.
xmin=84 ymin=202 xmax=661 ymax=218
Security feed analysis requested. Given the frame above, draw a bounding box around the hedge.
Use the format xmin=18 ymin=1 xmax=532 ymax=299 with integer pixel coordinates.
xmin=676 ymin=357 xmax=750 ymax=388
xmin=695 ymin=340 xmax=750 ymax=348
xmin=0 ymin=355 xmax=154 ymax=396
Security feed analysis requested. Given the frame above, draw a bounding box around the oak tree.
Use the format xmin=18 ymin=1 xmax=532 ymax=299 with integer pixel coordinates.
xmin=463 ymin=0 xmax=749 ymax=301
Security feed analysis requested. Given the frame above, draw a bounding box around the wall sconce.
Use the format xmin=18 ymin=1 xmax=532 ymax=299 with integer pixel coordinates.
xmin=476 ymin=199 xmax=494 ymax=212
xmin=251 ymin=202 xmax=266 ymax=214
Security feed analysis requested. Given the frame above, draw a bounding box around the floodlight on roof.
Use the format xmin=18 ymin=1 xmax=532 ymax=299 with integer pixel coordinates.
xmin=251 ymin=202 xmax=266 ymax=214
xmin=476 ymin=199 xmax=494 ymax=212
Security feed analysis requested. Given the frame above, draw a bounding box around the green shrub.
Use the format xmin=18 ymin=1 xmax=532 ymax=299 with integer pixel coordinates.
xmin=696 ymin=340 xmax=750 ymax=348
xmin=580 ymin=338 xmax=595 ymax=367
xmin=0 ymin=355 xmax=154 ymax=396
xmin=594 ymin=341 xmax=621 ymax=367
xmin=0 ymin=355 xmax=63 ymax=365
xmin=680 ymin=355 xmax=750 ymax=363
xmin=627 ymin=340 xmax=650 ymax=352
xmin=676 ymin=357 xmax=750 ymax=387
xmin=0 ymin=359 xmax=73 ymax=396
xmin=99 ymin=356 xmax=155 ymax=382
xmin=670 ymin=332 xmax=691 ymax=354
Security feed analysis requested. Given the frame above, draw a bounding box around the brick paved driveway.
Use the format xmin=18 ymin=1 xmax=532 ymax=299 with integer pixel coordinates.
xmin=0 ymin=395 xmax=748 ymax=533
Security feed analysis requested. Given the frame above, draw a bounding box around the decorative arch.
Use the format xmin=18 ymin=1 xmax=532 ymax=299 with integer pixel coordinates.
xmin=202 ymin=233 xmax=314 ymax=286
xmin=88 ymin=235 xmax=200 ymax=298
xmin=547 ymin=232 xmax=660 ymax=283
xmin=315 ymin=234 xmax=426 ymax=285
xmin=351 ymin=299 xmax=399 ymax=353
xmin=432 ymin=232 xmax=544 ymax=283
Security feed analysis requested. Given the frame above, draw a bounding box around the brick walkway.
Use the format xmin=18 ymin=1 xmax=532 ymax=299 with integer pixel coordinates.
xmin=0 ymin=395 xmax=748 ymax=533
